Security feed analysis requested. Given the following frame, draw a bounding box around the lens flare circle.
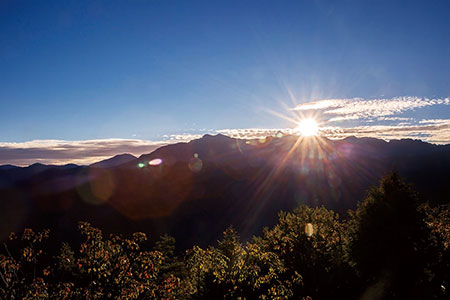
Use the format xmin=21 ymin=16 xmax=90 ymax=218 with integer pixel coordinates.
xmin=149 ymin=158 xmax=163 ymax=166
xmin=296 ymin=119 xmax=319 ymax=136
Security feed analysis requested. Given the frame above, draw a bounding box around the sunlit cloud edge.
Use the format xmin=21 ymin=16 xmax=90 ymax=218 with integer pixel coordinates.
xmin=291 ymin=96 xmax=450 ymax=123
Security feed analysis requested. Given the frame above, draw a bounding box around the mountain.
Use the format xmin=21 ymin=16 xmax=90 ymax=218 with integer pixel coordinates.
xmin=90 ymin=153 xmax=137 ymax=168
xmin=0 ymin=162 xmax=79 ymax=189
xmin=0 ymin=164 xmax=19 ymax=171
xmin=1 ymin=134 xmax=449 ymax=249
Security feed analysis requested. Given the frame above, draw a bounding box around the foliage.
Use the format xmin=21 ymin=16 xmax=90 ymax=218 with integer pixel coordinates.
xmin=57 ymin=222 xmax=170 ymax=299
xmin=0 ymin=171 xmax=449 ymax=299
xmin=0 ymin=228 xmax=50 ymax=299
xmin=348 ymin=171 xmax=446 ymax=299
xmin=423 ymin=203 xmax=450 ymax=298
xmin=259 ymin=205 xmax=357 ymax=298
xmin=186 ymin=227 xmax=302 ymax=299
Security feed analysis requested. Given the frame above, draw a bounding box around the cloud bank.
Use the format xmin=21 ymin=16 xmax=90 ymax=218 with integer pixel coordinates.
xmin=0 ymin=139 xmax=167 ymax=166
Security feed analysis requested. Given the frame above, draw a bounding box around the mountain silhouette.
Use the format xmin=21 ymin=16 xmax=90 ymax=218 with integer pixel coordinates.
xmin=1 ymin=134 xmax=449 ymax=248
xmin=90 ymin=153 xmax=137 ymax=168
xmin=0 ymin=162 xmax=79 ymax=188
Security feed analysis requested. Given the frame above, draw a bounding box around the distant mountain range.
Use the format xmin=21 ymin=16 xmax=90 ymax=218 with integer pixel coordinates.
xmin=1 ymin=134 xmax=449 ymax=248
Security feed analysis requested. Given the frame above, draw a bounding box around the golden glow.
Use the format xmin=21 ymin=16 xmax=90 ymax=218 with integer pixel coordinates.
xmin=295 ymin=118 xmax=319 ymax=136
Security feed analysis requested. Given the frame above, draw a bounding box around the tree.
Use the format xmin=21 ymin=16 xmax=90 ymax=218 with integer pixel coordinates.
xmin=0 ymin=228 xmax=51 ymax=299
xmin=186 ymin=226 xmax=300 ymax=299
xmin=153 ymin=234 xmax=188 ymax=299
xmin=55 ymin=222 xmax=169 ymax=299
xmin=422 ymin=203 xmax=450 ymax=298
xmin=260 ymin=205 xmax=356 ymax=299
xmin=349 ymin=171 xmax=433 ymax=299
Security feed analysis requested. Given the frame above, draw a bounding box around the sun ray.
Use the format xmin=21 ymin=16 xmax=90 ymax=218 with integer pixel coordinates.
xmin=265 ymin=108 xmax=303 ymax=125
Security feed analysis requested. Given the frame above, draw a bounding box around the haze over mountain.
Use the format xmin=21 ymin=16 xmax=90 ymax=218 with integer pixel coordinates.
xmin=1 ymin=134 xmax=449 ymax=248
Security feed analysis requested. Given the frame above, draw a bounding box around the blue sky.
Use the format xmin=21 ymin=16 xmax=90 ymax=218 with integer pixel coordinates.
xmin=1 ymin=0 xmax=450 ymax=165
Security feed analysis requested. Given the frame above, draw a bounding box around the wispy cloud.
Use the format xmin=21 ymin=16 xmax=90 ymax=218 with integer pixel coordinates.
xmin=0 ymin=139 xmax=167 ymax=166
xmin=292 ymin=96 xmax=450 ymax=122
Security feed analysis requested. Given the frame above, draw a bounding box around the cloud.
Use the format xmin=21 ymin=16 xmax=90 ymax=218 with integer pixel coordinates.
xmin=292 ymin=97 xmax=450 ymax=122
xmin=0 ymin=139 xmax=167 ymax=166
xmin=215 ymin=120 xmax=450 ymax=145
xmin=216 ymin=128 xmax=289 ymax=139
xmin=320 ymin=119 xmax=450 ymax=144
xmin=162 ymin=134 xmax=204 ymax=141
xmin=287 ymin=96 xmax=450 ymax=143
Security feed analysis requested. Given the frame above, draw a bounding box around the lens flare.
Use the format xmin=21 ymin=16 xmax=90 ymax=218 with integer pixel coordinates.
xmin=305 ymin=223 xmax=314 ymax=237
xmin=189 ymin=154 xmax=203 ymax=172
xmin=149 ymin=158 xmax=163 ymax=166
xmin=296 ymin=119 xmax=319 ymax=136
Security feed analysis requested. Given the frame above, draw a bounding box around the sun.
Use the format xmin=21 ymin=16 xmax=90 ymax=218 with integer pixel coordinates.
xmin=295 ymin=118 xmax=319 ymax=136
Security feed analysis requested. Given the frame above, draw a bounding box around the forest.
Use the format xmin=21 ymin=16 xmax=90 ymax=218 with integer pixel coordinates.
xmin=1 ymin=172 xmax=449 ymax=299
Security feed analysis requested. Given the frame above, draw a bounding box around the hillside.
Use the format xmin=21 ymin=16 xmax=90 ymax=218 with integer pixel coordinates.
xmin=1 ymin=134 xmax=449 ymax=248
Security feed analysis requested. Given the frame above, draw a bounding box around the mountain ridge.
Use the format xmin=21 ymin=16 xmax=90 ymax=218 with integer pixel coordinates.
xmin=1 ymin=134 xmax=449 ymax=248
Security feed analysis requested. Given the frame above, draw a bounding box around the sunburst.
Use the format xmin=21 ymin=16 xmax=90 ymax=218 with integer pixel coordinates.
xmin=295 ymin=118 xmax=319 ymax=136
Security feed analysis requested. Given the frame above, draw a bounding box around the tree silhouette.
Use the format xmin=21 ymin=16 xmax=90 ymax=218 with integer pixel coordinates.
xmin=349 ymin=171 xmax=433 ymax=299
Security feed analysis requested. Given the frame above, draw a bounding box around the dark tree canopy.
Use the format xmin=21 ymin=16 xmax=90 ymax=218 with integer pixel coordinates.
xmin=0 ymin=172 xmax=448 ymax=299
xmin=349 ymin=171 xmax=442 ymax=299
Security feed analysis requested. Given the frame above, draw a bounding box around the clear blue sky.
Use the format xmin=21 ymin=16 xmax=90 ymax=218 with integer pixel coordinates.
xmin=1 ymin=0 xmax=450 ymax=142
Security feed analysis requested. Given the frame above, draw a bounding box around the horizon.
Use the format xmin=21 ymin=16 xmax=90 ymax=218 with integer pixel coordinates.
xmin=1 ymin=132 xmax=448 ymax=167
xmin=1 ymin=0 xmax=450 ymax=165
